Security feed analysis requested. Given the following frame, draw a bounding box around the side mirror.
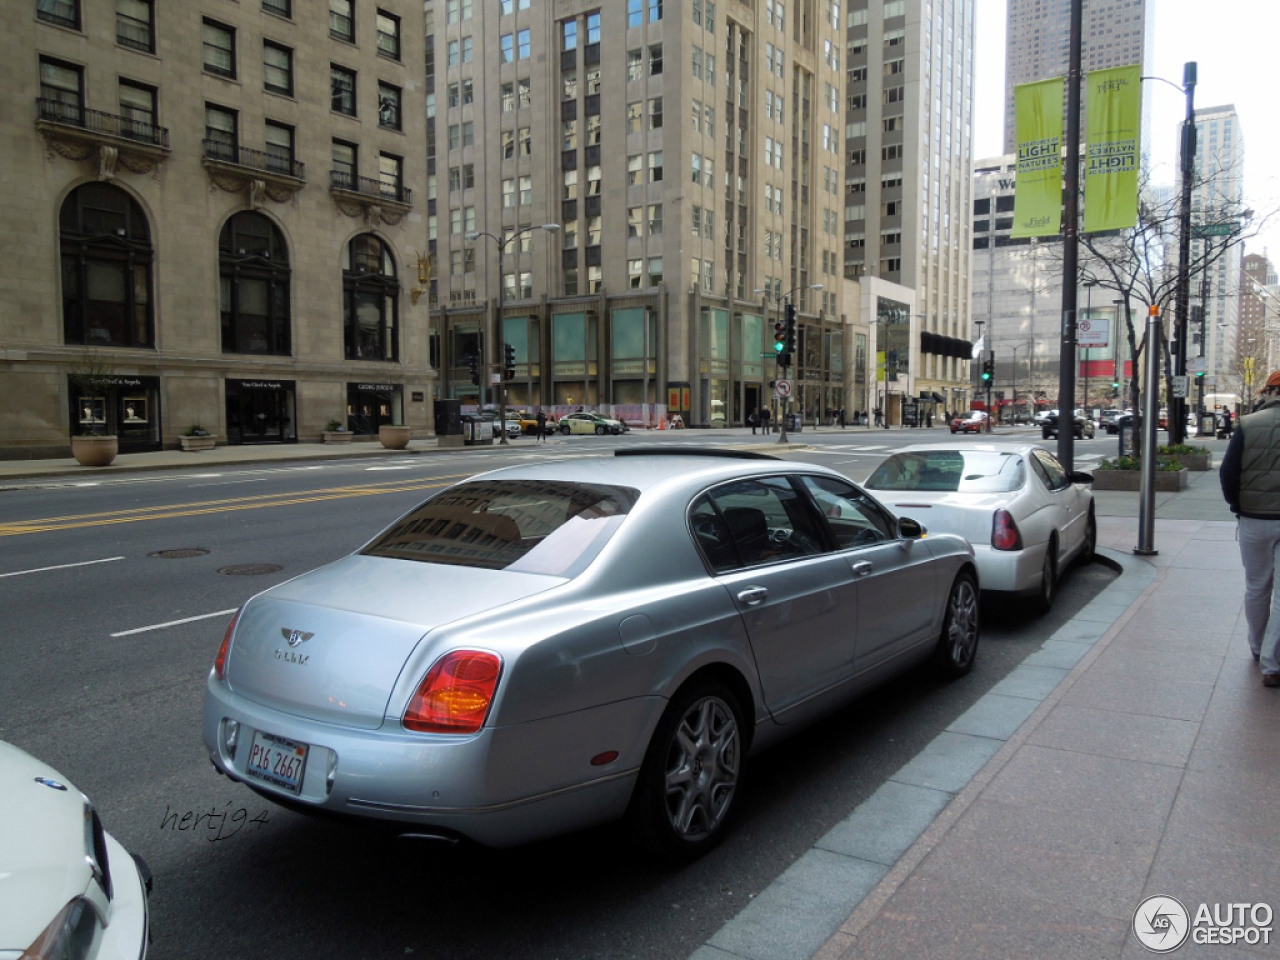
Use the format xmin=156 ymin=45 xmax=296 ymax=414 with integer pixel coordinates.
xmin=898 ymin=516 xmax=926 ymax=539
xmin=1071 ymin=471 xmax=1094 ymax=485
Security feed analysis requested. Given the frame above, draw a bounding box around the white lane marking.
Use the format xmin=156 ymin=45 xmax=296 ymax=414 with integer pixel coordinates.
xmin=366 ymin=465 xmax=414 ymax=471
xmin=0 ymin=556 xmax=126 ymax=579
xmin=110 ymin=608 xmax=239 ymax=637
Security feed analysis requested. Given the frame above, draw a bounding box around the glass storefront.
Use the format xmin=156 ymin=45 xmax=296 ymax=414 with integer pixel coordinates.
xmin=68 ymin=375 xmax=161 ymax=452
xmin=346 ymin=381 xmax=402 ymax=435
xmin=225 ymin=378 xmax=296 ymax=444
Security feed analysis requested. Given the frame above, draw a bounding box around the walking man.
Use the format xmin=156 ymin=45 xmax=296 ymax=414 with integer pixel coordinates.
xmin=535 ymin=409 xmax=547 ymax=443
xmin=760 ymin=406 xmax=771 ymax=435
xmin=1220 ymin=371 xmax=1280 ymax=686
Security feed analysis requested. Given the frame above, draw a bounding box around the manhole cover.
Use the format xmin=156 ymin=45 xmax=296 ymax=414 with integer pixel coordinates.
xmin=149 ymin=548 xmax=210 ymax=559
xmin=217 ymin=564 xmax=283 ymax=576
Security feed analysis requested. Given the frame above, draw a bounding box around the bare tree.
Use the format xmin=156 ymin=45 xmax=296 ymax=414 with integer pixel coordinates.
xmin=1044 ymin=168 xmax=1273 ymax=423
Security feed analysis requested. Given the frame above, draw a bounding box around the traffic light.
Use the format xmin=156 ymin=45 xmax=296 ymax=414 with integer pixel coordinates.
xmin=774 ymin=315 xmax=787 ymax=354
xmin=981 ymin=358 xmax=993 ymax=382
xmin=784 ymin=302 xmax=798 ymax=355
xmin=1195 ymin=370 xmax=1206 ymax=379
xmin=503 ymin=343 xmax=516 ymax=381
xmin=468 ymin=354 xmax=479 ymax=385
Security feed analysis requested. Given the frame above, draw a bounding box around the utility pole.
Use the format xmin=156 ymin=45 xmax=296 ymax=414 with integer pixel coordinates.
xmin=1057 ymin=0 xmax=1084 ymax=473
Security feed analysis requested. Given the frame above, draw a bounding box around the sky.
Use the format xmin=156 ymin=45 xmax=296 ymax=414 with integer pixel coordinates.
xmin=972 ymin=0 xmax=1280 ymax=263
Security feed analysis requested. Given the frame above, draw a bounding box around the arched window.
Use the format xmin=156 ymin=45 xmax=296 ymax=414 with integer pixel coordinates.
xmin=60 ymin=183 xmax=154 ymax=347
xmin=219 ymin=212 xmax=291 ymax=355
xmin=343 ymin=234 xmax=398 ymax=361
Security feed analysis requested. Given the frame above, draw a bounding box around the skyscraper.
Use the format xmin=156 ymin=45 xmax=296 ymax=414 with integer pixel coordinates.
xmin=427 ymin=0 xmax=853 ymax=427
xmin=1188 ymin=104 xmax=1245 ymax=384
xmin=842 ymin=0 xmax=977 ymax=419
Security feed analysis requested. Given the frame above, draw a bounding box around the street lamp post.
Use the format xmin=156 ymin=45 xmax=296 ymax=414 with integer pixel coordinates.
xmin=1082 ymin=281 xmax=1095 ymax=417
xmin=753 ymin=283 xmax=822 ymax=444
xmin=465 ymin=223 xmax=559 ymax=445
xmin=1113 ymin=299 xmax=1127 ymax=406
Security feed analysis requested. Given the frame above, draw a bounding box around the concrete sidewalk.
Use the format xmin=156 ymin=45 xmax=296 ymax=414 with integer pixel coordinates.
xmin=692 ymin=468 xmax=1279 ymax=960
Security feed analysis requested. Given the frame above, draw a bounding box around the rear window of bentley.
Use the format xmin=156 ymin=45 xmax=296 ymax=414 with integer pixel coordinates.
xmin=361 ymin=479 xmax=639 ymax=575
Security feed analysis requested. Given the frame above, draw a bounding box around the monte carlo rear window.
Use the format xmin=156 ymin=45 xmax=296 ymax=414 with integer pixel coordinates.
xmin=361 ymin=479 xmax=639 ymax=576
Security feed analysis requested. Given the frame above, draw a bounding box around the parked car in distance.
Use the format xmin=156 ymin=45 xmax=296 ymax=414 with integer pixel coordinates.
xmin=950 ymin=411 xmax=989 ymax=434
xmin=204 ymin=450 xmax=979 ymax=860
xmin=558 ymin=411 xmax=625 ymax=435
xmin=864 ymin=442 xmax=1095 ymax=613
xmin=1040 ymin=409 xmax=1095 ymax=440
xmin=0 ymin=740 xmax=152 ymax=960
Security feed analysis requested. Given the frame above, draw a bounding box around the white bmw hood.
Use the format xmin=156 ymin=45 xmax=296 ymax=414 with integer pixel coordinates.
xmin=0 ymin=742 xmax=94 ymax=951
xmin=226 ymin=555 xmax=559 ymax=729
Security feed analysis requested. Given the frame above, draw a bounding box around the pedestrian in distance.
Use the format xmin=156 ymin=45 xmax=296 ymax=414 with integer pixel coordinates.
xmin=535 ymin=409 xmax=547 ymax=443
xmin=760 ymin=407 xmax=771 ymax=435
xmin=1220 ymin=371 xmax=1280 ymax=687
xmin=747 ymin=411 xmax=758 ymax=435
xmin=1223 ymin=409 xmax=1234 ymax=437
xmin=838 ymin=407 xmax=846 ymax=429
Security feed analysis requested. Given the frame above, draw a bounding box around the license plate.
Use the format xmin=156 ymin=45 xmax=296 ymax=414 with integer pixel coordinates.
xmin=245 ymin=731 xmax=308 ymax=795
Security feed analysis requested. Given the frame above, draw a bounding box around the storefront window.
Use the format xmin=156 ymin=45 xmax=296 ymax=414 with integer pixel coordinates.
xmin=225 ymin=379 xmax=297 ymax=444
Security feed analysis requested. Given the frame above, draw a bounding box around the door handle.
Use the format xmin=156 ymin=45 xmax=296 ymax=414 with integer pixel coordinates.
xmin=850 ymin=561 xmax=873 ymax=577
xmin=736 ymin=586 xmax=768 ymax=606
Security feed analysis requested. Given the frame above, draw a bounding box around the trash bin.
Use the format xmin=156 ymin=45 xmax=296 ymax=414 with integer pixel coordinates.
xmin=786 ymin=413 xmax=802 ymax=432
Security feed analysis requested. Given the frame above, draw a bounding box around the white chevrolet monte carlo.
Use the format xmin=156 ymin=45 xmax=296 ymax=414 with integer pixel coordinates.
xmin=0 ymin=740 xmax=151 ymax=960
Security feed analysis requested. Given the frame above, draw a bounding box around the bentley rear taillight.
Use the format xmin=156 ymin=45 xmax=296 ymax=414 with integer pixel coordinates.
xmin=403 ymin=650 xmax=503 ymax=734
xmin=991 ymin=509 xmax=1023 ymax=551
xmin=214 ymin=610 xmax=240 ymax=681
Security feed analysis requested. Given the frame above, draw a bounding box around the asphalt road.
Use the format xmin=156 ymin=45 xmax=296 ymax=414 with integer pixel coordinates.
xmin=0 ymin=432 xmax=1116 ymax=960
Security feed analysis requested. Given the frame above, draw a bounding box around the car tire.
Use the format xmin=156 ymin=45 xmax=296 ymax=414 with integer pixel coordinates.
xmin=934 ymin=571 xmax=980 ymax=678
xmin=950 ymin=427 xmax=958 ymax=434
xmin=1079 ymin=509 xmax=1096 ymax=565
xmin=1033 ymin=538 xmax=1057 ymax=615
xmin=628 ymin=681 xmax=745 ymax=862
xmin=1042 ymin=428 xmax=1052 ymax=440
xmin=596 ymin=425 xmax=606 ymax=435
xmin=560 ymin=424 xmax=570 ymax=435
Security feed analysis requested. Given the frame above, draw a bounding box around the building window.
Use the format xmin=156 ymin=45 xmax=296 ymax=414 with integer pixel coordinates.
xmin=376 ymin=9 xmax=400 ymax=59
xmin=39 ymin=57 xmax=83 ymax=123
xmin=204 ymin=104 xmax=237 ymax=161
xmin=38 ymin=0 xmax=81 ymax=30
xmin=118 ymin=81 xmax=156 ymax=140
xmin=627 ymin=154 xmax=642 ymax=185
xmin=647 ymin=257 xmax=663 ymax=286
xmin=649 ymin=0 xmax=662 ymax=21
xmin=264 ymin=42 xmax=293 ymax=96
xmin=649 ymin=204 xmax=663 ymax=234
xmin=263 ymin=0 xmax=291 ymax=18
xmin=202 ymin=20 xmax=235 ymax=78
xmin=377 ymin=82 xmax=401 ymax=129
xmin=116 ymin=0 xmax=153 ymax=53
xmin=344 ymin=234 xmax=399 ymax=361
xmin=628 ymin=49 xmax=643 ymax=82
xmin=520 ymin=175 xmax=533 ymax=205
xmin=626 ymin=102 xmax=642 ymax=134
xmin=219 ymin=212 xmax=291 ymax=356
xmin=517 ymin=28 xmax=531 ymax=59
xmin=332 ymin=140 xmax=356 ymax=189
xmin=264 ymin=121 xmax=295 ymax=174
xmin=59 ymin=183 xmax=154 ymax=348
xmin=379 ymin=153 xmax=405 ymax=201
xmin=329 ymin=0 xmax=354 ymax=42
xmin=650 ymin=44 xmax=663 ymax=75
xmin=649 ymin=150 xmax=663 ymax=182
xmin=628 ymin=0 xmax=642 ymax=27
xmin=331 ymin=65 xmax=356 ymax=115
xmin=586 ymin=12 xmax=601 ymax=43
xmin=500 ymin=0 xmax=529 ymax=12
xmin=649 ymin=97 xmax=663 ymax=129
xmin=563 ymin=19 xmax=577 ymax=51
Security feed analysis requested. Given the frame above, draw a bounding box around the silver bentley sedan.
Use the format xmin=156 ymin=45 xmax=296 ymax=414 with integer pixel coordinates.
xmin=204 ymin=450 xmax=979 ymax=860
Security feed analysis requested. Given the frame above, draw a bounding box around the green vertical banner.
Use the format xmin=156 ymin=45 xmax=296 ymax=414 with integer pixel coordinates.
xmin=1012 ymin=78 xmax=1064 ymax=238
xmin=1084 ymin=64 xmax=1141 ymax=233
